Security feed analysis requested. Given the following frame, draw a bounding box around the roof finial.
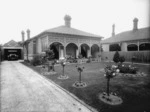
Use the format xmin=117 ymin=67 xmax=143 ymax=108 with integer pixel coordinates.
xmin=133 ymin=18 xmax=138 ymax=31
xmin=112 ymin=24 xmax=115 ymax=36
xmin=64 ymin=15 xmax=71 ymax=27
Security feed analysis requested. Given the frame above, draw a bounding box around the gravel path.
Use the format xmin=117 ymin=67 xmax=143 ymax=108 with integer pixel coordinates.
xmin=0 ymin=61 xmax=94 ymax=112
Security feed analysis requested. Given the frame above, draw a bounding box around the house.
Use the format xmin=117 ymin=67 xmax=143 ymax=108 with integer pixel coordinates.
xmin=22 ymin=15 xmax=103 ymax=60
xmin=101 ymin=18 xmax=150 ymax=62
xmin=1 ymin=40 xmax=23 ymax=60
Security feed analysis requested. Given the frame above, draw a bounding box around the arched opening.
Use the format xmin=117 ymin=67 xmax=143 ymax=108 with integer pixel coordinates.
xmin=80 ymin=44 xmax=90 ymax=58
xmin=91 ymin=44 xmax=99 ymax=58
xmin=50 ymin=42 xmax=63 ymax=59
xmin=66 ymin=43 xmax=78 ymax=58
xmin=109 ymin=44 xmax=121 ymax=51
xmin=127 ymin=44 xmax=138 ymax=51
xmin=139 ymin=43 xmax=150 ymax=51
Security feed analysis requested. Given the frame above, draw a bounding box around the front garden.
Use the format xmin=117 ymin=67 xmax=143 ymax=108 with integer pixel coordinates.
xmin=21 ymin=50 xmax=150 ymax=112
xmin=22 ymin=60 xmax=150 ymax=112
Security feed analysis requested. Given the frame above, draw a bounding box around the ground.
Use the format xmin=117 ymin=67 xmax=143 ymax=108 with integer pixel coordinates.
xmin=0 ymin=61 xmax=96 ymax=112
xmin=25 ymin=61 xmax=150 ymax=112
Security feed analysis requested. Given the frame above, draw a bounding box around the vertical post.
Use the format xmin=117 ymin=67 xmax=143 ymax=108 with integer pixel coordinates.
xmin=79 ymin=71 xmax=81 ymax=83
xmin=26 ymin=43 xmax=29 ymax=61
xmin=107 ymin=78 xmax=110 ymax=97
xmin=64 ymin=46 xmax=66 ymax=59
xmin=63 ymin=65 xmax=64 ymax=76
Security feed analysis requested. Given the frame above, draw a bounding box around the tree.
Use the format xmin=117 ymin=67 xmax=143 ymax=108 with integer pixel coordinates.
xmin=113 ymin=51 xmax=120 ymax=64
xmin=119 ymin=56 xmax=125 ymax=64
xmin=44 ymin=49 xmax=55 ymax=72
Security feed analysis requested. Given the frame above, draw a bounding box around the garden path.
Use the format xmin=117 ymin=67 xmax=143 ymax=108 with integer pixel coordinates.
xmin=0 ymin=61 xmax=94 ymax=112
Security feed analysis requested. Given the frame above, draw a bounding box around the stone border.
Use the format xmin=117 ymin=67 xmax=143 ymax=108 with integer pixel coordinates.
xmin=57 ymin=75 xmax=69 ymax=79
xmin=98 ymin=92 xmax=123 ymax=105
xmin=72 ymin=81 xmax=87 ymax=88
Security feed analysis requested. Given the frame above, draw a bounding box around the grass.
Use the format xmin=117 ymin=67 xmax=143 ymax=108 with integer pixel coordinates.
xmin=22 ymin=62 xmax=150 ymax=112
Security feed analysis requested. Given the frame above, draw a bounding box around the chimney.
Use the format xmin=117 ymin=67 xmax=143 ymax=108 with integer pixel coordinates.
xmin=64 ymin=15 xmax=71 ymax=27
xmin=27 ymin=29 xmax=30 ymax=39
xmin=21 ymin=31 xmax=25 ymax=42
xmin=112 ymin=24 xmax=115 ymax=36
xmin=133 ymin=18 xmax=138 ymax=31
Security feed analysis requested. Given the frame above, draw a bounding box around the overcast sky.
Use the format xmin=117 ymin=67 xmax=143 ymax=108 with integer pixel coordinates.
xmin=0 ymin=0 xmax=149 ymax=44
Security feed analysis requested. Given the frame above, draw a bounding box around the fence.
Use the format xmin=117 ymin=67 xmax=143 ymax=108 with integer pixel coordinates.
xmin=101 ymin=51 xmax=150 ymax=63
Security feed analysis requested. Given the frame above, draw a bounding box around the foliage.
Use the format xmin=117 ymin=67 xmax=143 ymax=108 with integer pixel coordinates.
xmin=30 ymin=54 xmax=42 ymax=66
xmin=113 ymin=51 xmax=120 ymax=63
xmin=118 ymin=64 xmax=138 ymax=74
xmin=104 ymin=65 xmax=119 ymax=79
xmin=78 ymin=53 xmax=83 ymax=59
xmin=119 ymin=56 xmax=125 ymax=63
xmin=45 ymin=49 xmax=54 ymax=61
xmin=87 ymin=56 xmax=92 ymax=63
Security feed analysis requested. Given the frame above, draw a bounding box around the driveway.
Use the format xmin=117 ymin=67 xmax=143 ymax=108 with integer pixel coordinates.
xmin=0 ymin=61 xmax=94 ymax=112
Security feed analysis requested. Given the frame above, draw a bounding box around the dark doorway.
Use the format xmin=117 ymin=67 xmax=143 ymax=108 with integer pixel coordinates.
xmin=4 ymin=49 xmax=22 ymax=60
xmin=50 ymin=45 xmax=59 ymax=59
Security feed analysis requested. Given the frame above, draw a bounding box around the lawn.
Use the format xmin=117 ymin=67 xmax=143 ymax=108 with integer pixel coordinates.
xmin=22 ymin=61 xmax=150 ymax=112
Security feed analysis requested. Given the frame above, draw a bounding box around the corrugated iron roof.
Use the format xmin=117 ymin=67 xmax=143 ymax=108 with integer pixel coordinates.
xmin=44 ymin=25 xmax=103 ymax=38
xmin=101 ymin=27 xmax=150 ymax=44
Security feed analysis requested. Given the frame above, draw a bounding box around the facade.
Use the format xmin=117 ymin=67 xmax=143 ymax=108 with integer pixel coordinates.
xmin=1 ymin=40 xmax=23 ymax=60
xmin=101 ymin=18 xmax=150 ymax=62
xmin=23 ymin=15 xmax=103 ymax=60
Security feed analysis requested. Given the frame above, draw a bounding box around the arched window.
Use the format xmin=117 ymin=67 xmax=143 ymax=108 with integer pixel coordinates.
xmin=139 ymin=43 xmax=150 ymax=51
xmin=109 ymin=44 xmax=121 ymax=51
xmin=127 ymin=44 xmax=138 ymax=51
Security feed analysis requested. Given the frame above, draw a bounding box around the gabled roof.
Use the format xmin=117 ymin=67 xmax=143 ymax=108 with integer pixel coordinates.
xmin=101 ymin=27 xmax=150 ymax=44
xmin=3 ymin=40 xmax=21 ymax=47
xmin=44 ymin=25 xmax=103 ymax=38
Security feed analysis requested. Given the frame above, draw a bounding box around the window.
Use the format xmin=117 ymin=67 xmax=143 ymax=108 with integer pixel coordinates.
xmin=109 ymin=44 xmax=121 ymax=51
xmin=139 ymin=43 xmax=150 ymax=51
xmin=127 ymin=44 xmax=138 ymax=51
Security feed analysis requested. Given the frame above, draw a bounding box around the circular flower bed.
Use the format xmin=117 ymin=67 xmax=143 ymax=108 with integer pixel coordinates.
xmin=99 ymin=92 xmax=123 ymax=105
xmin=72 ymin=81 xmax=87 ymax=88
xmin=57 ymin=75 xmax=69 ymax=79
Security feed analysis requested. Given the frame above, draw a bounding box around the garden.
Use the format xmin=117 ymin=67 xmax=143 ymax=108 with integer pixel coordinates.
xmin=22 ymin=50 xmax=150 ymax=112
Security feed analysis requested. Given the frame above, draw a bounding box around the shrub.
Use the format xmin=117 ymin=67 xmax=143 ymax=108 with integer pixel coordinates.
xmin=119 ymin=56 xmax=125 ymax=64
xmin=118 ymin=65 xmax=138 ymax=74
xmin=113 ymin=51 xmax=120 ymax=63
xmin=30 ymin=55 xmax=42 ymax=66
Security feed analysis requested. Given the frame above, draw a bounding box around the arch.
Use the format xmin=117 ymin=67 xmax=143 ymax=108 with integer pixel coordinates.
xmin=80 ymin=43 xmax=90 ymax=58
xmin=91 ymin=44 xmax=99 ymax=58
xmin=66 ymin=43 xmax=78 ymax=59
xmin=127 ymin=44 xmax=138 ymax=51
xmin=109 ymin=44 xmax=121 ymax=51
xmin=139 ymin=43 xmax=150 ymax=51
xmin=49 ymin=42 xmax=63 ymax=59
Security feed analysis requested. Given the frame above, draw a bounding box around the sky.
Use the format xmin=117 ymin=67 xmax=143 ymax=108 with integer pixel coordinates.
xmin=0 ymin=0 xmax=149 ymax=45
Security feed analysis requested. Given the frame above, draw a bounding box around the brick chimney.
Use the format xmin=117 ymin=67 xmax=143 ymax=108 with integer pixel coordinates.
xmin=64 ymin=15 xmax=71 ymax=27
xmin=112 ymin=24 xmax=115 ymax=36
xmin=27 ymin=29 xmax=30 ymax=39
xmin=21 ymin=31 xmax=25 ymax=42
xmin=133 ymin=18 xmax=138 ymax=31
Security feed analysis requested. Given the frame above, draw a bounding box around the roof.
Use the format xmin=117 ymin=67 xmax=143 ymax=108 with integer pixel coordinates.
xmin=3 ymin=40 xmax=21 ymax=47
xmin=101 ymin=27 xmax=150 ymax=44
xmin=43 ymin=25 xmax=103 ymax=38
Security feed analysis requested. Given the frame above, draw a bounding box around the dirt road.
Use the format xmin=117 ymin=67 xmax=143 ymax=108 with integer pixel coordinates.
xmin=0 ymin=61 xmax=94 ymax=112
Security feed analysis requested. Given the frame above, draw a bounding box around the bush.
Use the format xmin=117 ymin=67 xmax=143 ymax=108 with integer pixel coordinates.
xmin=30 ymin=55 xmax=42 ymax=66
xmin=118 ymin=65 xmax=138 ymax=74
xmin=119 ymin=56 xmax=125 ymax=63
xmin=113 ymin=51 xmax=120 ymax=63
